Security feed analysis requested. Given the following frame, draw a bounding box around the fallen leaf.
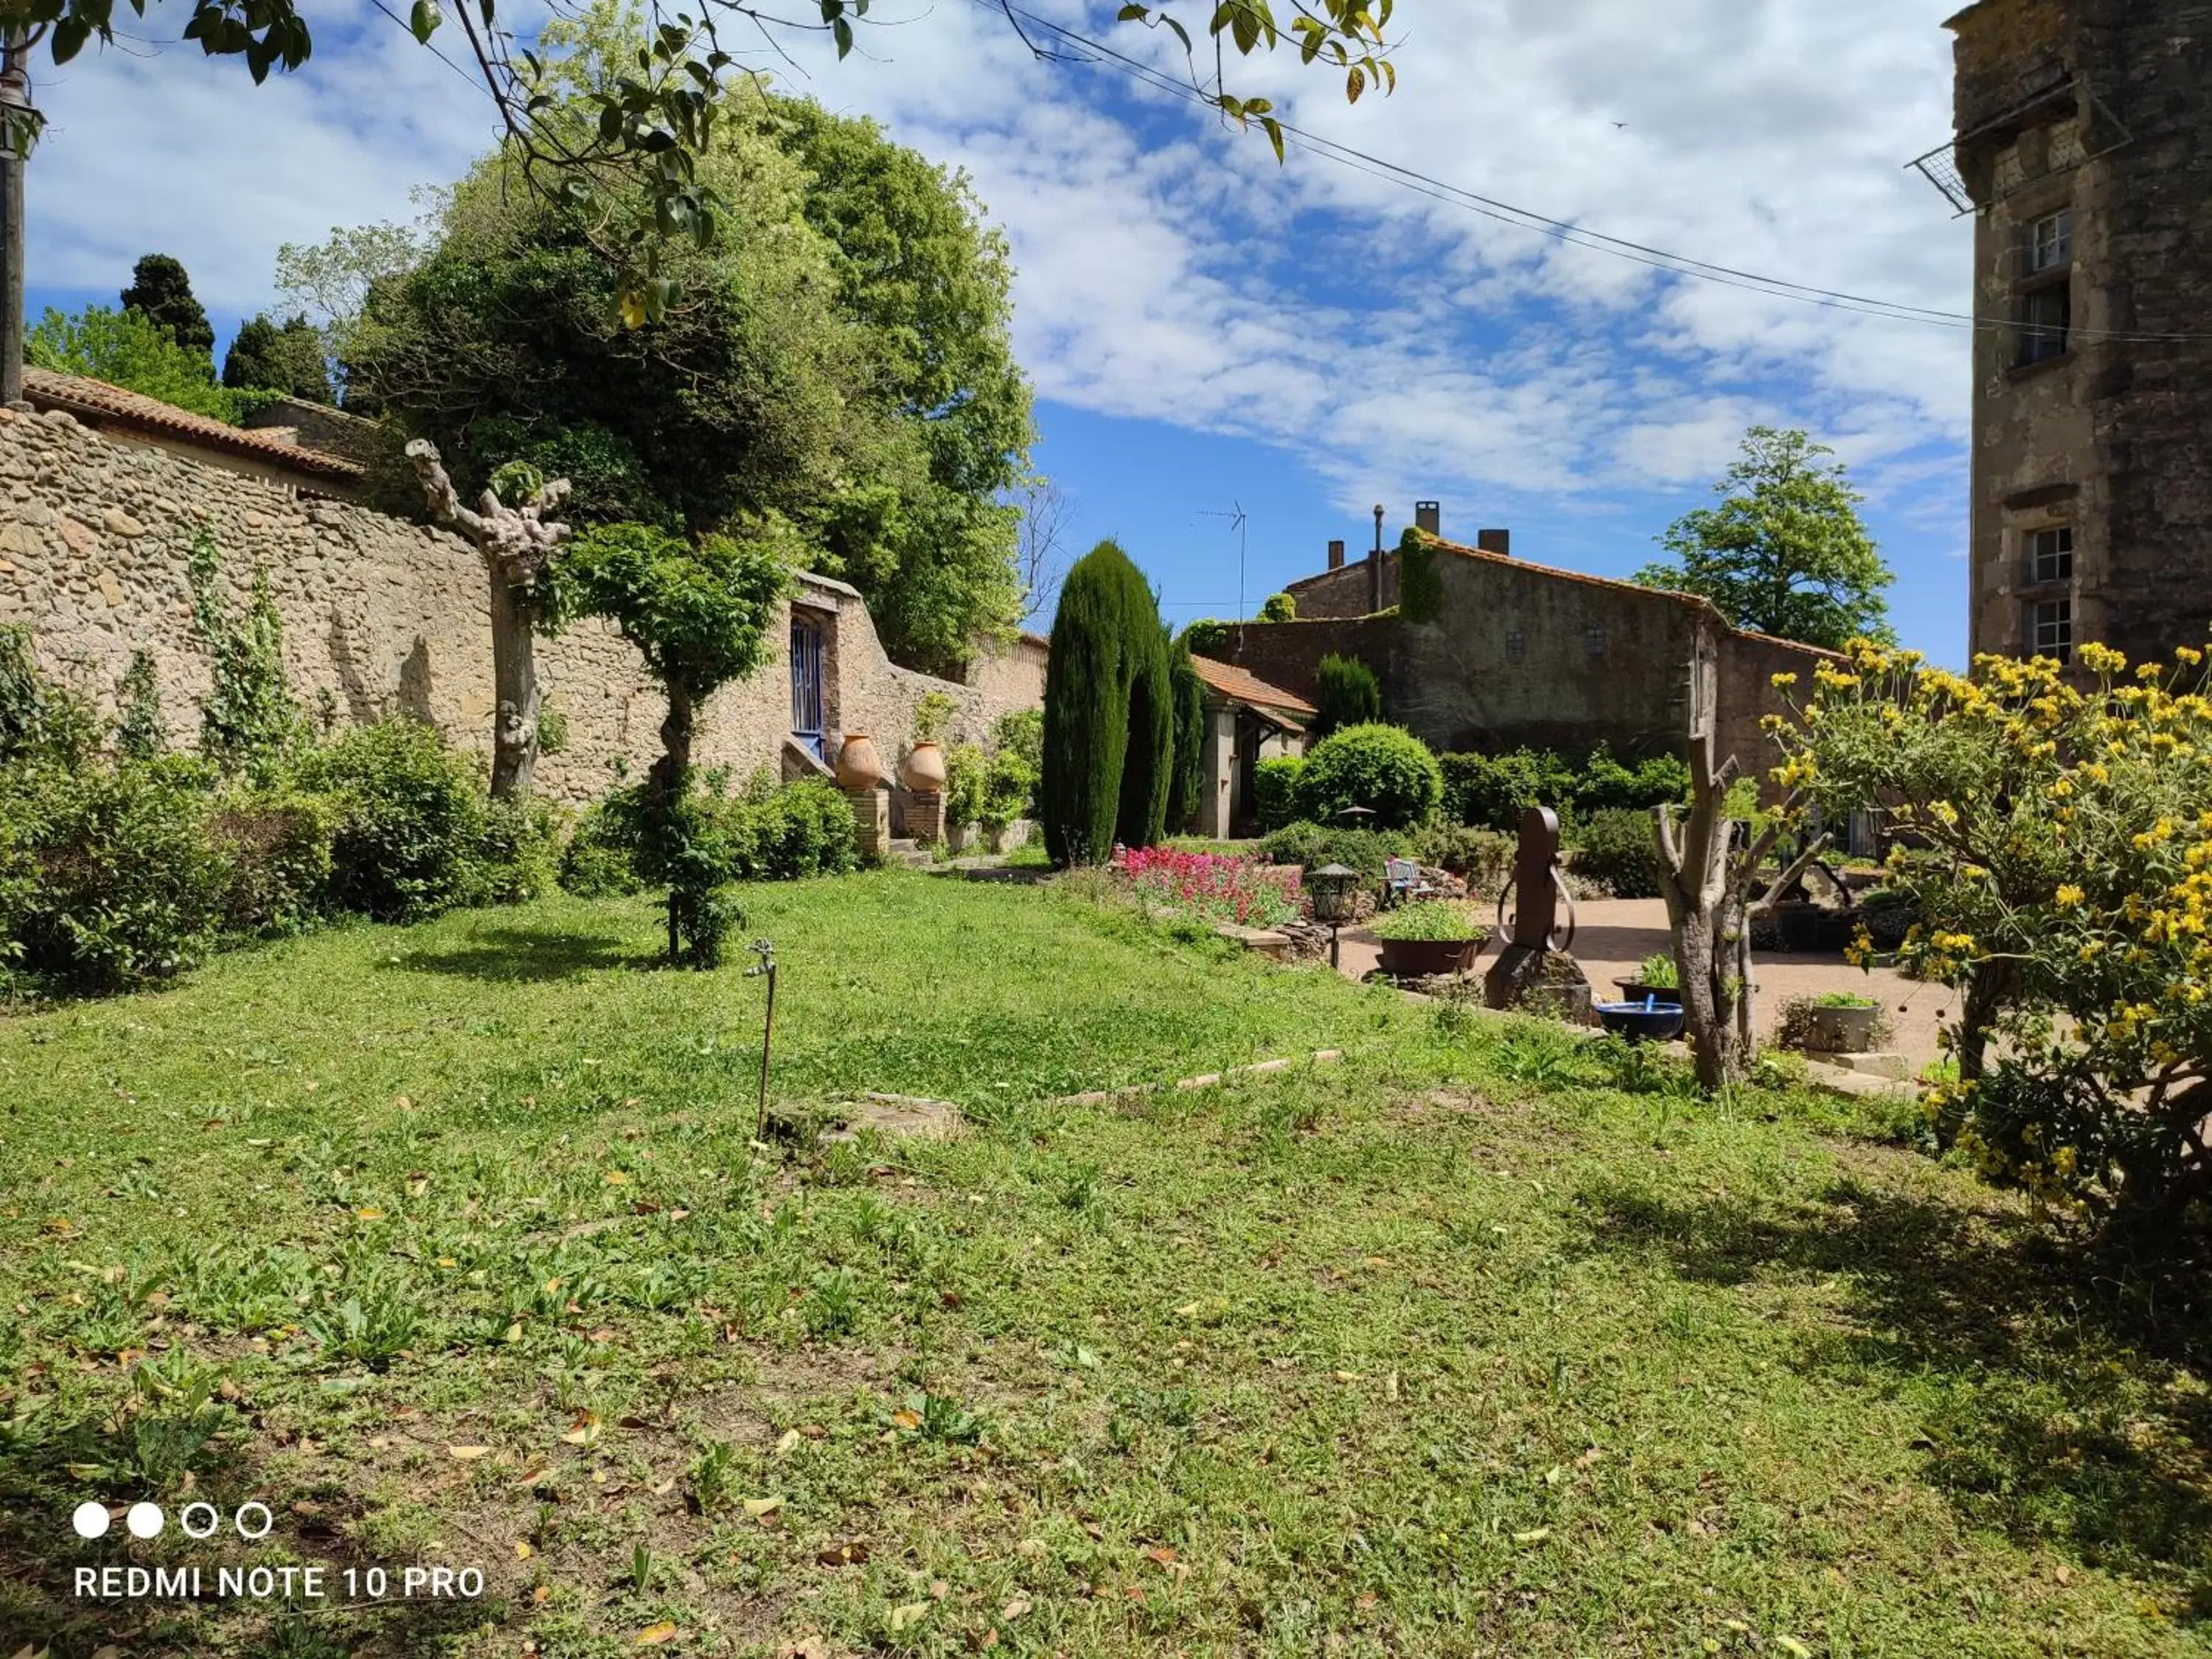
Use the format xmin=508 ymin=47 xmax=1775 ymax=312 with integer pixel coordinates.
xmin=1146 ymin=1546 xmax=1179 ymax=1566
xmin=532 ymin=1585 xmax=551 ymax=1606
xmin=888 ymin=1601 xmax=933 ymax=1632
xmin=604 ymin=1170 xmax=631 ymax=1186
xmin=1334 ymin=1370 xmax=1362 ymax=1382
xmin=1512 ymin=1527 xmax=1551 ymax=1545
xmin=816 ymin=1538 xmax=870 ymax=1568
xmin=743 ymin=1496 xmax=783 ymax=1517
xmin=514 ymin=1467 xmax=549 ymax=1486
xmin=891 ymin=1408 xmax=922 ymax=1430
xmin=2055 ymin=1564 xmax=2073 ymax=1585
xmin=1355 ymin=1593 xmax=1379 ymax=1610
xmin=515 ymin=1541 xmax=534 ymax=1559
xmin=448 ymin=1445 xmax=491 ymax=1460
xmin=1775 ymin=1641 xmax=1812 ymax=1659
xmin=1001 ymin=1596 xmax=1032 ymax=1621
xmin=776 ymin=1428 xmax=802 ymax=1455
xmin=1173 ymin=1300 xmax=1203 ymax=1318
xmin=636 ymin=1623 xmax=679 ymax=1646
xmin=353 ymin=1208 xmax=385 ymax=1221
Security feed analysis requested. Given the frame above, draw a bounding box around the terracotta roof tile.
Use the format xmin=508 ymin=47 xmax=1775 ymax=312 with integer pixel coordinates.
xmin=21 ymin=367 xmax=366 ymax=482
xmin=1189 ymin=653 xmax=1317 ymax=715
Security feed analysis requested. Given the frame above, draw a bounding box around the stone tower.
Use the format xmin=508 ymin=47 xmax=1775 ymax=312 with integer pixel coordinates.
xmin=1944 ymin=0 xmax=2211 ymax=668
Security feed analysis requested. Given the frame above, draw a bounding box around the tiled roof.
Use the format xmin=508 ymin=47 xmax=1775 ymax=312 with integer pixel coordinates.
xmin=1189 ymin=653 xmax=1317 ymax=716
xmin=20 ymin=367 xmax=367 ymax=482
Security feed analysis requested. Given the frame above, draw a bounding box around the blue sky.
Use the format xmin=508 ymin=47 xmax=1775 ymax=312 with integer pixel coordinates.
xmin=19 ymin=0 xmax=1978 ymax=661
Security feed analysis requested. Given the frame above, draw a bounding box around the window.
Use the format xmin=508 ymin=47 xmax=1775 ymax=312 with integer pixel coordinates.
xmin=2031 ymin=598 xmax=2073 ymax=663
xmin=2029 ymin=209 xmax=2073 ymax=272
xmin=2030 ymin=210 xmax=2073 ymax=271
xmin=2020 ymin=282 xmax=2071 ymax=365
xmin=2028 ymin=525 xmax=2074 ymax=584
xmin=1584 ymin=626 xmax=1607 ymax=657
xmin=1503 ymin=627 xmax=1526 ymax=662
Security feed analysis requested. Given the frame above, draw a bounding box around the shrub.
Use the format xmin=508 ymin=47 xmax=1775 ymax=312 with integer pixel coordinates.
xmin=1440 ymin=744 xmax=1690 ymax=831
xmin=206 ymin=787 xmax=337 ymax=936
xmin=1371 ymin=900 xmax=1486 ymax=942
xmin=1259 ymin=820 xmax=1406 ymax=883
xmin=945 ymin=741 xmax=989 ymax=829
xmin=1257 ymin=592 xmax=1297 ymax=622
xmin=1403 ymin=822 xmax=1514 ymax=893
xmin=288 ymin=719 xmax=491 ymax=922
xmin=1180 ymin=619 xmax=1231 ymax=658
xmin=991 ymin=708 xmax=1043 ymax=777
xmin=1040 ymin=541 xmax=1172 ymax=864
xmin=1571 ymin=807 xmax=1661 ymax=899
xmin=0 ymin=625 xmax=100 ymax=769
xmin=742 ymin=779 xmax=858 ymax=880
xmin=1253 ymin=755 xmax=1304 ymax=835
xmin=1312 ymin=653 xmax=1380 ymax=738
xmin=1292 ymin=723 xmax=1441 ymax=830
xmin=559 ymin=798 xmax=645 ymax=897
xmin=476 ymin=796 xmax=566 ymax=905
xmin=0 ymin=758 xmax=232 ymax=992
xmin=981 ymin=748 xmax=1035 ymax=831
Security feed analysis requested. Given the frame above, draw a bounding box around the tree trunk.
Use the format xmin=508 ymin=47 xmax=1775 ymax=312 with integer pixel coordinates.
xmin=0 ymin=31 xmax=30 ymax=411
xmin=650 ymin=681 xmax=694 ymax=803
xmin=487 ymin=574 xmax=539 ymax=799
xmin=404 ymin=440 xmax=572 ymax=802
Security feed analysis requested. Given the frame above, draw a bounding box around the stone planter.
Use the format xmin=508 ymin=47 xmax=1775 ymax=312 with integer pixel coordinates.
xmin=1798 ymin=1002 xmax=1882 ymax=1054
xmin=1613 ymin=978 xmax=1682 ymax=1006
xmin=1376 ymin=936 xmax=1484 ymax=978
xmin=945 ymin=820 xmax=980 ymax=853
xmin=984 ymin=818 xmax=1033 ymax=853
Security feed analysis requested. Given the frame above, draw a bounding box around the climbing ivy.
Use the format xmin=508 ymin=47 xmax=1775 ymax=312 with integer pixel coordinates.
xmin=187 ymin=530 xmax=302 ymax=773
xmin=1398 ymin=528 xmax=1444 ymax=624
xmin=113 ymin=650 xmax=165 ymax=761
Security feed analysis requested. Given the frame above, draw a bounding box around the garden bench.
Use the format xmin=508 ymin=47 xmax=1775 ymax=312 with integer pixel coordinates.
xmin=1382 ymin=857 xmax=1441 ymax=907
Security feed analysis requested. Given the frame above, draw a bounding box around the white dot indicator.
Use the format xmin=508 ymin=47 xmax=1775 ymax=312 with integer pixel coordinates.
xmin=71 ymin=1501 xmax=111 ymax=1539
xmin=125 ymin=1502 xmax=164 ymax=1539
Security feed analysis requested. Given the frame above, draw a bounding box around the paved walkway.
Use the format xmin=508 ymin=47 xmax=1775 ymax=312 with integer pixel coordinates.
xmin=1336 ymin=897 xmax=1955 ymax=1074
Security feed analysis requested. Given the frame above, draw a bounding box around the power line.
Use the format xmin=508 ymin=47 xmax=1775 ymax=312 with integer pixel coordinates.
xmin=985 ymin=0 xmax=2212 ymax=346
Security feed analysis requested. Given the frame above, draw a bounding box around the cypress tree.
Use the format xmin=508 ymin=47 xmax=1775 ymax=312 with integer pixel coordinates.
xmin=120 ymin=254 xmax=215 ymax=361
xmin=1165 ymin=636 xmax=1206 ymax=834
xmin=1040 ymin=540 xmax=1172 ymax=865
xmin=1314 ymin=652 xmax=1381 ymax=737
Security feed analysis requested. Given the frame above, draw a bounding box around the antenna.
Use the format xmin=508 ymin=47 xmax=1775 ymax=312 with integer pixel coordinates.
xmin=1200 ymin=501 xmax=1249 ymax=621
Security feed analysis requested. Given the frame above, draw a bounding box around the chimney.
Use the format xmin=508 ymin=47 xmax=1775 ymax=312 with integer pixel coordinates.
xmin=1477 ymin=527 xmax=1511 ymax=557
xmin=1414 ymin=500 xmax=1441 ymax=537
xmin=1326 ymin=538 xmax=1345 ymax=571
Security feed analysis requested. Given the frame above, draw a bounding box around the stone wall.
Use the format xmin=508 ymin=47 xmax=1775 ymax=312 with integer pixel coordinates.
xmin=0 ymin=405 xmax=1044 ymax=804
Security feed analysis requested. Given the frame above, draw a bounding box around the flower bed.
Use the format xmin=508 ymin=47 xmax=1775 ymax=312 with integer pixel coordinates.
xmin=1121 ymin=846 xmax=1304 ymax=929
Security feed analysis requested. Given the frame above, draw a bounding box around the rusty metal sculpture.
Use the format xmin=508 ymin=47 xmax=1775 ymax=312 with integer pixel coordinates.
xmin=1484 ymin=807 xmax=1592 ymax=1018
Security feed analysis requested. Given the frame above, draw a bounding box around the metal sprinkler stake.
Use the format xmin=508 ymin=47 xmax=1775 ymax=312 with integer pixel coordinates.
xmin=744 ymin=939 xmax=778 ymax=1144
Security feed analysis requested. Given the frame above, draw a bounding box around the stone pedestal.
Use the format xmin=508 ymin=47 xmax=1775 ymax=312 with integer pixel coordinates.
xmin=905 ymin=789 xmax=944 ymax=844
xmin=1484 ymin=943 xmax=1594 ymax=1023
xmin=847 ymin=787 xmax=888 ymax=860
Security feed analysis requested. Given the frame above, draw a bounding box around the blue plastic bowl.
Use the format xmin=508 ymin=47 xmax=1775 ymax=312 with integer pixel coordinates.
xmin=1593 ymin=1001 xmax=1686 ymax=1043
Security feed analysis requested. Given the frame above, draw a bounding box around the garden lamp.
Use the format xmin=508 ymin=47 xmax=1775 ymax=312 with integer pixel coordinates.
xmin=1309 ymin=863 xmax=1360 ymax=970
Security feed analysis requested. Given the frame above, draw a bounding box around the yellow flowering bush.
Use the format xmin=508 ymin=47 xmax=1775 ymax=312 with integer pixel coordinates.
xmin=1774 ymin=639 xmax=2212 ymax=1231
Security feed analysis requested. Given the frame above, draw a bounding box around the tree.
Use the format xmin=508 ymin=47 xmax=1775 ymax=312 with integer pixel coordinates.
xmin=119 ymin=253 xmax=214 ymax=360
xmin=221 ymin=313 xmax=334 ymax=403
xmin=1774 ymin=638 xmax=2212 ymax=1235
xmin=1312 ymin=652 xmax=1380 ymax=737
xmin=544 ymin=521 xmax=790 ymax=961
xmin=352 ymin=105 xmax=892 ymax=548
xmin=1258 ymin=591 xmax=1296 ymax=622
xmin=1634 ymin=426 xmax=1894 ymax=651
xmin=1652 ymin=618 xmax=1826 ymax=1091
xmin=0 ymin=0 xmax=1394 ymax=334
xmin=1040 ymin=540 xmax=1172 ymax=866
xmin=1166 ymin=637 xmax=1206 ymax=835
xmin=405 ymin=442 xmax=575 ymax=800
xmin=354 ymin=60 xmax=1031 ymax=673
xmin=1017 ymin=476 xmax=1072 ymax=625
xmin=26 ymin=303 xmax=239 ymax=420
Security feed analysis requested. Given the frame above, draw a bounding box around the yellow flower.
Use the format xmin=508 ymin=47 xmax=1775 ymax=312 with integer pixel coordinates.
xmin=2056 ymin=884 xmax=2084 ymax=907
xmin=1770 ymin=672 xmax=1798 ymax=689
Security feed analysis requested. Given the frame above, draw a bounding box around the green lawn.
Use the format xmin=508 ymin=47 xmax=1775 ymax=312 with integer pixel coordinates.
xmin=1 ymin=871 xmax=2206 ymax=1657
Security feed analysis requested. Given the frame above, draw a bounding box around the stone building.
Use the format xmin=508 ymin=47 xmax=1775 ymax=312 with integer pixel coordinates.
xmin=0 ymin=374 xmax=1045 ymax=804
xmin=1217 ymin=507 xmax=1831 ymax=793
xmin=1940 ymin=0 xmax=2212 ymax=667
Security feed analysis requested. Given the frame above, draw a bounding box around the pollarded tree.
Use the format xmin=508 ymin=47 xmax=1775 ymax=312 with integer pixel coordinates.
xmin=1041 ymin=540 xmax=1172 ymax=866
xmin=544 ymin=521 xmax=791 ymax=962
xmin=1634 ymin=426 xmax=1894 ymax=652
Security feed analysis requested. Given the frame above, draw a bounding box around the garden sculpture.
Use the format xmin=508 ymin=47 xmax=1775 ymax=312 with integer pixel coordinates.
xmin=1484 ymin=807 xmax=1593 ymax=1019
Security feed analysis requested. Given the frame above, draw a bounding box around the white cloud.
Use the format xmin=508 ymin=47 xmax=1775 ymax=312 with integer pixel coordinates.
xmin=21 ymin=0 xmax=1977 ymax=521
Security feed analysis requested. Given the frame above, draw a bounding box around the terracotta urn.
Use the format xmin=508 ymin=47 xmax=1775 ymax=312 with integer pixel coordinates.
xmin=902 ymin=739 xmax=947 ymax=793
xmin=835 ymin=732 xmax=885 ymax=791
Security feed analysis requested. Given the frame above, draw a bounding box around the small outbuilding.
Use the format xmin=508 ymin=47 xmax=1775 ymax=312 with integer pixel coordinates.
xmin=1189 ymin=654 xmax=1315 ymax=839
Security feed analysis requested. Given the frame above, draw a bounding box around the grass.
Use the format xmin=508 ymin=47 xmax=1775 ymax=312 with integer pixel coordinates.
xmin=0 ymin=870 xmax=2207 ymax=1656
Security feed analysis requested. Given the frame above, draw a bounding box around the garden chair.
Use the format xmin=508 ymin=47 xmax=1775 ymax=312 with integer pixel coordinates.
xmin=1382 ymin=857 xmax=1437 ymax=907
